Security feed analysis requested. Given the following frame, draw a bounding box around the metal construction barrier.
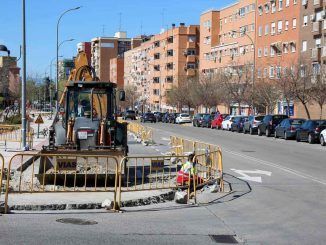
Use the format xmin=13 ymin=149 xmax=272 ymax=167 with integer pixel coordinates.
xmin=3 ymin=153 xmax=120 ymax=214
xmin=170 ymin=136 xmax=219 ymax=155
xmin=127 ymin=122 xmax=153 ymax=143
xmin=116 ymin=151 xmax=224 ymax=207
xmin=0 ymin=126 xmax=34 ymax=151
xmin=0 ymin=153 xmax=4 ymax=198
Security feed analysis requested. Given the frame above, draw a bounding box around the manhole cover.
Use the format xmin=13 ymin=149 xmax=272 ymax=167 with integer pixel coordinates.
xmin=241 ymin=150 xmax=255 ymax=153
xmin=56 ymin=218 xmax=98 ymax=225
xmin=209 ymin=235 xmax=238 ymax=244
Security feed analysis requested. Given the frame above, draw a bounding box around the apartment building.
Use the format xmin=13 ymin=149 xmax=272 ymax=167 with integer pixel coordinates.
xmin=58 ymin=59 xmax=74 ymax=81
xmin=77 ymin=42 xmax=91 ymax=64
xmin=0 ymin=55 xmax=20 ymax=105
xmin=200 ymin=0 xmax=256 ymax=74
xmin=109 ymin=57 xmax=124 ymax=89
xmin=91 ymin=32 xmax=142 ymax=82
xmin=297 ymin=0 xmax=326 ymax=118
xmin=124 ymin=24 xmax=200 ymax=112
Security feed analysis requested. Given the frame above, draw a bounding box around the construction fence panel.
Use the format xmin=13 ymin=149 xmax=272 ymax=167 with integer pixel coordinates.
xmin=127 ymin=122 xmax=153 ymax=143
xmin=0 ymin=126 xmax=34 ymax=150
xmin=117 ymin=154 xmax=191 ymax=207
xmin=3 ymin=153 xmax=120 ymax=214
xmin=0 ymin=153 xmax=4 ymax=198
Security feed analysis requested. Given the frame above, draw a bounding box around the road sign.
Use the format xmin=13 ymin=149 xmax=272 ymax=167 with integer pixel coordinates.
xmin=230 ymin=169 xmax=272 ymax=183
xmin=35 ymin=114 xmax=44 ymax=124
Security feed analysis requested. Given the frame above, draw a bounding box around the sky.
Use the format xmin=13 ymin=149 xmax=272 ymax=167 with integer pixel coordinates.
xmin=0 ymin=0 xmax=234 ymax=78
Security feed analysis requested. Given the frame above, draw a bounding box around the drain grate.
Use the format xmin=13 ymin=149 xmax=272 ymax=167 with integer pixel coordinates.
xmin=56 ymin=218 xmax=98 ymax=225
xmin=209 ymin=235 xmax=238 ymax=244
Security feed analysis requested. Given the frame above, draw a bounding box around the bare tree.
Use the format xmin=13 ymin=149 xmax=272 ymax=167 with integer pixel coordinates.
xmin=276 ymin=65 xmax=295 ymax=116
xmin=221 ymin=64 xmax=252 ymax=115
xmin=254 ymin=78 xmax=280 ymax=114
xmin=311 ymin=64 xmax=326 ymax=119
xmin=118 ymin=85 xmax=140 ymax=111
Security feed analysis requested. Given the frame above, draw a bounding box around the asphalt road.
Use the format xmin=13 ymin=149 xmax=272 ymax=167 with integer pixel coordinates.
xmin=1 ymin=122 xmax=325 ymax=244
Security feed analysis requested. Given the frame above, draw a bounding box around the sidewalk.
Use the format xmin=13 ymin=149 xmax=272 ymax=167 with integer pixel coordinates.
xmin=0 ymin=112 xmax=53 ymax=169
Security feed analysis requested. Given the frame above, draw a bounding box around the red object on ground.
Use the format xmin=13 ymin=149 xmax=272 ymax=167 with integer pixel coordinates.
xmin=176 ymin=170 xmax=202 ymax=185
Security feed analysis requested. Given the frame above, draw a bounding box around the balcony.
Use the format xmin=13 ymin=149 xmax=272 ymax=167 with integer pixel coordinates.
xmin=187 ymin=42 xmax=196 ymax=49
xmin=186 ymin=68 xmax=196 ymax=76
xmin=311 ymin=47 xmax=321 ymax=62
xmin=312 ymin=21 xmax=322 ymax=34
xmin=186 ymin=55 xmax=196 ymax=63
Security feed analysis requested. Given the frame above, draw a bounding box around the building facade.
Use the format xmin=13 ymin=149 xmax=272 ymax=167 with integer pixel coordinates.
xmin=58 ymin=59 xmax=74 ymax=81
xmin=109 ymin=57 xmax=124 ymax=89
xmin=0 ymin=55 xmax=20 ymax=106
xmin=91 ymin=32 xmax=142 ymax=82
xmin=124 ymin=24 xmax=200 ymax=112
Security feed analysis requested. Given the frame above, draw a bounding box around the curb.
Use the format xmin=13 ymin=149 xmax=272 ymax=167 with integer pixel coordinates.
xmin=6 ymin=191 xmax=176 ymax=212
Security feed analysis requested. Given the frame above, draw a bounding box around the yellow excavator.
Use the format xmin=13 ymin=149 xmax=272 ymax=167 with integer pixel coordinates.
xmin=38 ymin=51 xmax=128 ymax=184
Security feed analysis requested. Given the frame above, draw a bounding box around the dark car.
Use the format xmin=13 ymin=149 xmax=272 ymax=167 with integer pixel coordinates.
xmin=153 ymin=112 xmax=163 ymax=122
xmin=123 ymin=110 xmax=136 ymax=120
xmin=258 ymin=114 xmax=289 ymax=137
xmin=274 ymin=118 xmax=306 ymax=140
xmin=168 ymin=113 xmax=179 ymax=123
xmin=140 ymin=112 xmax=156 ymax=123
xmin=296 ymin=120 xmax=326 ymax=144
xmin=231 ymin=116 xmax=248 ymax=132
xmin=192 ymin=113 xmax=210 ymax=127
xmin=201 ymin=114 xmax=214 ymax=128
xmin=243 ymin=115 xmax=265 ymax=134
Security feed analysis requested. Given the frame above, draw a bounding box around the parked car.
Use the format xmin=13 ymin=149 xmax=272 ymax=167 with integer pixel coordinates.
xmin=231 ymin=116 xmax=248 ymax=132
xmin=221 ymin=115 xmax=236 ymax=131
xmin=211 ymin=114 xmax=229 ymax=129
xmin=176 ymin=113 xmax=191 ymax=124
xmin=162 ymin=113 xmax=170 ymax=123
xmin=243 ymin=115 xmax=265 ymax=134
xmin=201 ymin=114 xmax=214 ymax=128
xmin=258 ymin=114 xmax=289 ymax=137
xmin=320 ymin=129 xmax=326 ymax=146
xmin=153 ymin=112 xmax=163 ymax=122
xmin=296 ymin=120 xmax=326 ymax=144
xmin=192 ymin=113 xmax=209 ymax=127
xmin=167 ymin=113 xmax=179 ymax=123
xmin=122 ymin=110 xmax=136 ymax=120
xmin=274 ymin=118 xmax=306 ymax=140
xmin=140 ymin=112 xmax=156 ymax=123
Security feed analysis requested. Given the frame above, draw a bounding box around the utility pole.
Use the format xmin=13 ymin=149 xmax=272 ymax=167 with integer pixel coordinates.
xmin=21 ymin=0 xmax=27 ymax=150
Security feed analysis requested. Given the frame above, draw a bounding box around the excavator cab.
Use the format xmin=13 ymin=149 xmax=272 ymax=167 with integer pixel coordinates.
xmin=48 ymin=81 xmax=128 ymax=154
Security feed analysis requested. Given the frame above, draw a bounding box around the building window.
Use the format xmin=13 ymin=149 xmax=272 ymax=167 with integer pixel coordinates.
xmin=312 ymin=63 xmax=321 ymax=76
xmin=285 ymin=20 xmax=289 ymax=30
xmin=292 ymin=18 xmax=297 ymax=28
xmin=276 ymin=66 xmax=282 ymax=78
xmin=258 ymin=26 xmax=263 ymax=36
xmin=302 ymin=41 xmax=307 ymax=52
xmin=279 ymin=0 xmax=283 ymax=10
xmin=271 ymin=47 xmax=275 ymax=57
xmin=265 ymin=24 xmax=269 ymax=35
xmin=283 ymin=43 xmax=289 ymax=53
xmin=293 ymin=0 xmax=297 ymax=4
xmin=154 ymin=41 xmax=160 ymax=48
xmin=188 ymin=36 xmax=196 ymax=42
xmin=269 ymin=66 xmax=275 ymax=78
xmin=272 ymin=2 xmax=276 ymax=13
xmin=264 ymin=47 xmax=268 ymax=56
xmin=257 ymin=68 xmax=262 ymax=78
xmin=286 ymin=0 xmax=290 ymax=6
xmin=303 ymin=15 xmax=308 ymax=26
xmin=290 ymin=42 xmax=296 ymax=52
xmin=154 ymin=65 xmax=160 ymax=71
xmin=265 ymin=3 xmax=270 ymax=13
xmin=167 ymin=36 xmax=173 ymax=43
xmin=153 ymin=77 xmax=160 ymax=83
xmin=264 ymin=68 xmax=268 ymax=78
xmin=154 ymin=53 xmax=160 ymax=59
xmin=316 ymin=38 xmax=321 ymax=46
xmin=166 ymin=49 xmax=173 ymax=57
xmin=271 ymin=22 xmax=276 ymax=35
xmin=258 ymin=48 xmax=262 ymax=57
xmin=204 ymin=36 xmax=211 ymax=45
xmin=278 ymin=21 xmax=283 ymax=33
xmin=166 ymin=62 xmax=173 ymax=70
xmin=258 ymin=5 xmax=263 ymax=15
xmin=153 ymin=89 xmax=160 ymax=95
xmin=165 ymin=76 xmax=173 ymax=83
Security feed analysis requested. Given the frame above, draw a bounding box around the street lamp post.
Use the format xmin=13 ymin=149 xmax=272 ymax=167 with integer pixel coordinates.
xmin=21 ymin=0 xmax=27 ymax=150
xmin=232 ymin=30 xmax=255 ymax=115
xmin=56 ymin=7 xmax=81 ymax=112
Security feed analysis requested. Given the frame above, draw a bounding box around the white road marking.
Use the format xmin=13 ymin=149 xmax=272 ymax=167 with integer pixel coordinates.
xmin=226 ymin=149 xmax=326 ymax=186
xmin=230 ymin=169 xmax=272 ymax=183
xmin=161 ymin=137 xmax=170 ymax=141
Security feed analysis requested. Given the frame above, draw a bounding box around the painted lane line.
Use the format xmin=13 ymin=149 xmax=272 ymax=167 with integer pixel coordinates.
xmin=225 ymin=149 xmax=326 ymax=186
xmin=230 ymin=169 xmax=272 ymax=183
